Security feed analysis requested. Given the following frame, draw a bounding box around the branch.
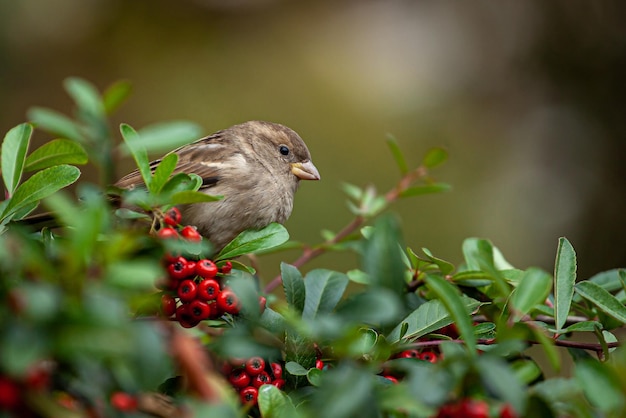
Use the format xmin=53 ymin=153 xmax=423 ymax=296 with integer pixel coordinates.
xmin=264 ymin=165 xmax=429 ymax=293
xmin=410 ymin=338 xmax=621 ymax=353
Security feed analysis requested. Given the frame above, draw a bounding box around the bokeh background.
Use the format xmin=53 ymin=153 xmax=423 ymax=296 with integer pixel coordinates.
xmin=1 ymin=0 xmax=625 ymax=284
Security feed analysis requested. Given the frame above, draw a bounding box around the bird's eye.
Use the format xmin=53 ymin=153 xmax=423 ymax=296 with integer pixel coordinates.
xmin=279 ymin=145 xmax=290 ymax=156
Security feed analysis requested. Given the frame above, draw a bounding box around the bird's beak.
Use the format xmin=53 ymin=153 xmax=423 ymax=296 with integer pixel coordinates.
xmin=291 ymin=160 xmax=321 ymax=181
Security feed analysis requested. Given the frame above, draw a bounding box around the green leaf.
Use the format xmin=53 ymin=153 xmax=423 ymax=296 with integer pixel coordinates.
xmin=346 ymin=269 xmax=371 ymax=285
xmin=422 ymin=147 xmax=448 ymax=169
xmin=160 ymin=173 xmax=203 ymax=195
xmin=169 ymin=190 xmax=222 ymax=205
xmin=24 ymin=139 xmax=88 ymax=172
xmin=307 ymin=368 xmax=323 ymax=386
xmin=511 ymin=267 xmax=552 ymax=319
xmin=451 ymin=270 xmax=494 ymax=287
xmin=1 ymin=123 xmax=32 ymax=195
xmin=281 ymin=263 xmax=305 ymax=313
xmin=341 ymin=182 xmax=362 ymax=201
xmin=285 ymin=361 xmax=309 ymax=376
xmin=560 ymin=321 xmax=602 ymax=333
xmin=554 ymin=237 xmax=576 ymax=331
xmin=575 ymin=360 xmax=624 ymax=413
xmin=462 ymin=238 xmax=510 ymax=296
xmin=510 ymin=358 xmax=543 ymax=385
xmin=120 ymin=124 xmax=151 ymax=189
xmin=399 ymin=182 xmax=451 ymax=198
xmin=421 ymin=247 xmax=455 ymax=275
xmin=426 ymin=275 xmax=477 ymax=354
xmin=2 ymin=165 xmax=80 ymax=219
xmin=102 ymin=80 xmax=132 ymax=114
xmin=362 ymin=213 xmax=406 ymax=295
xmin=575 ymin=281 xmax=626 ymax=324
xmin=387 ymin=297 xmax=481 ymax=343
xmin=336 ymin=289 xmax=402 ymax=326
xmin=302 ymin=269 xmax=349 ymax=319
xmin=386 ymin=134 xmax=408 ymax=174
xmin=150 ymin=153 xmax=178 ymax=194
xmin=217 ymin=223 xmax=289 ymax=260
xmin=257 ymin=384 xmax=299 ymax=418
xmin=121 ymin=121 xmax=202 ymax=156
xmin=28 ymin=107 xmax=83 ymax=142
xmin=64 ymin=77 xmax=105 ymax=117
xmin=477 ymin=356 xmax=526 ymax=412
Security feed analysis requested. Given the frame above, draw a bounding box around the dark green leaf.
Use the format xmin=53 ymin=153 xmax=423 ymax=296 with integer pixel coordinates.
xmin=24 ymin=138 xmax=88 ymax=172
xmin=511 ymin=267 xmax=552 ymax=319
xmin=28 ymin=107 xmax=82 ymax=142
xmin=64 ymin=77 xmax=105 ymax=117
xmin=426 ymin=275 xmax=477 ymax=353
xmin=575 ymin=360 xmax=624 ymax=413
xmin=285 ymin=361 xmax=309 ymax=376
xmin=451 ymin=270 xmax=493 ymax=287
xmin=386 ymin=134 xmax=408 ymax=175
xmin=422 ymin=147 xmax=448 ymax=169
xmin=120 ymin=123 xmax=151 ymax=188
xmin=307 ymin=368 xmax=323 ymax=386
xmin=399 ymin=183 xmax=451 ymax=198
xmin=462 ymin=238 xmax=510 ymax=296
xmin=510 ymin=358 xmax=543 ymax=385
xmin=362 ymin=213 xmax=406 ymax=295
xmin=257 ymin=384 xmax=299 ymax=418
xmin=302 ymin=269 xmax=349 ymax=319
xmin=387 ymin=296 xmax=481 ymax=343
xmin=2 ymin=165 xmax=80 ymax=219
xmin=2 ymin=123 xmax=32 ymax=195
xmin=217 ymin=223 xmax=289 ymax=260
xmin=161 ymin=173 xmax=203 ymax=195
xmin=575 ymin=281 xmax=626 ymax=324
xmin=103 ymin=80 xmax=132 ymax=114
xmin=560 ymin=321 xmax=601 ymax=333
xmin=335 ymin=289 xmax=403 ymax=326
xmin=281 ymin=263 xmax=305 ymax=313
xmin=421 ymin=247 xmax=455 ymax=275
xmin=150 ymin=153 xmax=178 ymax=194
xmin=477 ymin=356 xmax=526 ymax=412
xmin=554 ymin=237 xmax=576 ymax=331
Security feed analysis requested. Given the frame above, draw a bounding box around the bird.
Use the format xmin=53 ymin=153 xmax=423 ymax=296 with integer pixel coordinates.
xmin=115 ymin=120 xmax=320 ymax=250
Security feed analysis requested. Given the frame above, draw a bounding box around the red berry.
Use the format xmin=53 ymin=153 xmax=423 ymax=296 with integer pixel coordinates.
xmin=382 ymin=375 xmax=398 ymax=384
xmin=217 ymin=289 xmax=240 ymax=314
xmin=196 ymin=259 xmax=218 ymax=279
xmin=228 ymin=369 xmax=251 ymax=389
xmin=220 ymin=261 xmax=233 ymax=274
xmin=164 ymin=207 xmax=182 ymax=226
xmin=419 ymin=351 xmax=438 ymax=363
xmin=157 ymin=227 xmax=178 ymax=239
xmin=161 ymin=294 xmax=177 ymax=317
xmin=460 ymin=399 xmax=489 ymax=418
xmin=175 ymin=305 xmax=198 ymax=328
xmin=110 ymin=392 xmax=137 ymax=412
xmin=500 ymin=403 xmax=517 ymax=418
xmin=168 ymin=257 xmax=194 ymax=280
xmin=245 ymin=357 xmax=266 ymax=376
xmin=396 ymin=349 xmax=419 ymax=359
xmin=188 ymin=300 xmax=211 ymax=321
xmin=239 ymin=386 xmax=258 ymax=405
xmin=272 ymin=378 xmax=285 ymax=390
xmin=177 ymin=280 xmax=198 ymax=302
xmin=270 ymin=362 xmax=283 ymax=379
xmin=252 ymin=371 xmax=272 ymax=388
xmin=181 ymin=225 xmax=202 ymax=241
xmin=0 ymin=377 xmax=20 ymax=409
xmin=315 ymin=359 xmax=324 ymax=370
xmin=207 ymin=301 xmax=220 ymax=319
xmin=197 ymin=279 xmax=220 ymax=301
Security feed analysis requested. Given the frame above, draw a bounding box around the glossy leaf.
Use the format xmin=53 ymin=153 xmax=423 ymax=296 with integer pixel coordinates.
xmin=285 ymin=361 xmax=308 ymax=376
xmin=302 ymin=269 xmax=349 ymax=319
xmin=511 ymin=267 xmax=552 ymax=319
xmin=386 ymin=135 xmax=408 ymax=174
xmin=399 ymin=182 xmax=451 ymax=198
xmin=24 ymin=139 xmax=88 ymax=172
xmin=426 ymin=275 xmax=477 ymax=353
xmin=281 ymin=263 xmax=305 ymax=313
xmin=554 ymin=237 xmax=576 ymax=331
xmin=120 ymin=124 xmax=151 ymax=188
xmin=150 ymin=153 xmax=178 ymax=194
xmin=575 ymin=281 xmax=626 ymax=324
xmin=422 ymin=147 xmax=448 ymax=169
xmin=257 ymin=384 xmax=299 ymax=418
xmin=2 ymin=165 xmax=80 ymax=219
xmin=387 ymin=296 xmax=481 ymax=343
xmin=217 ymin=223 xmax=289 ymax=260
xmin=102 ymin=80 xmax=132 ymax=114
xmin=1 ymin=123 xmax=31 ymax=195
xmin=160 ymin=173 xmax=203 ymax=195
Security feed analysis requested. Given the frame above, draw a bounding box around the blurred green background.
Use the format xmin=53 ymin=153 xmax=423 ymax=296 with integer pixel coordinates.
xmin=1 ymin=0 xmax=625 ymax=285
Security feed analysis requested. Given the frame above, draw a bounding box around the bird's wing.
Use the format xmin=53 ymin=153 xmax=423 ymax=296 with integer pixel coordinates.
xmin=115 ymin=131 xmax=227 ymax=190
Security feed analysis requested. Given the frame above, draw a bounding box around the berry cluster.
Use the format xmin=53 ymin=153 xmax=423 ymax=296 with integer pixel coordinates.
xmin=156 ymin=208 xmax=240 ymax=328
xmin=436 ymin=398 xmax=516 ymax=418
xmin=221 ymin=357 xmax=285 ymax=406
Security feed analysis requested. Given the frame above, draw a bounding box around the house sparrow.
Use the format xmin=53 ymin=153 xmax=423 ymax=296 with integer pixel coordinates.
xmin=115 ymin=120 xmax=320 ymax=250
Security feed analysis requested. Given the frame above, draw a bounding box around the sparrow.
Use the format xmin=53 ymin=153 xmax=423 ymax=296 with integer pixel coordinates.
xmin=115 ymin=120 xmax=320 ymax=250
